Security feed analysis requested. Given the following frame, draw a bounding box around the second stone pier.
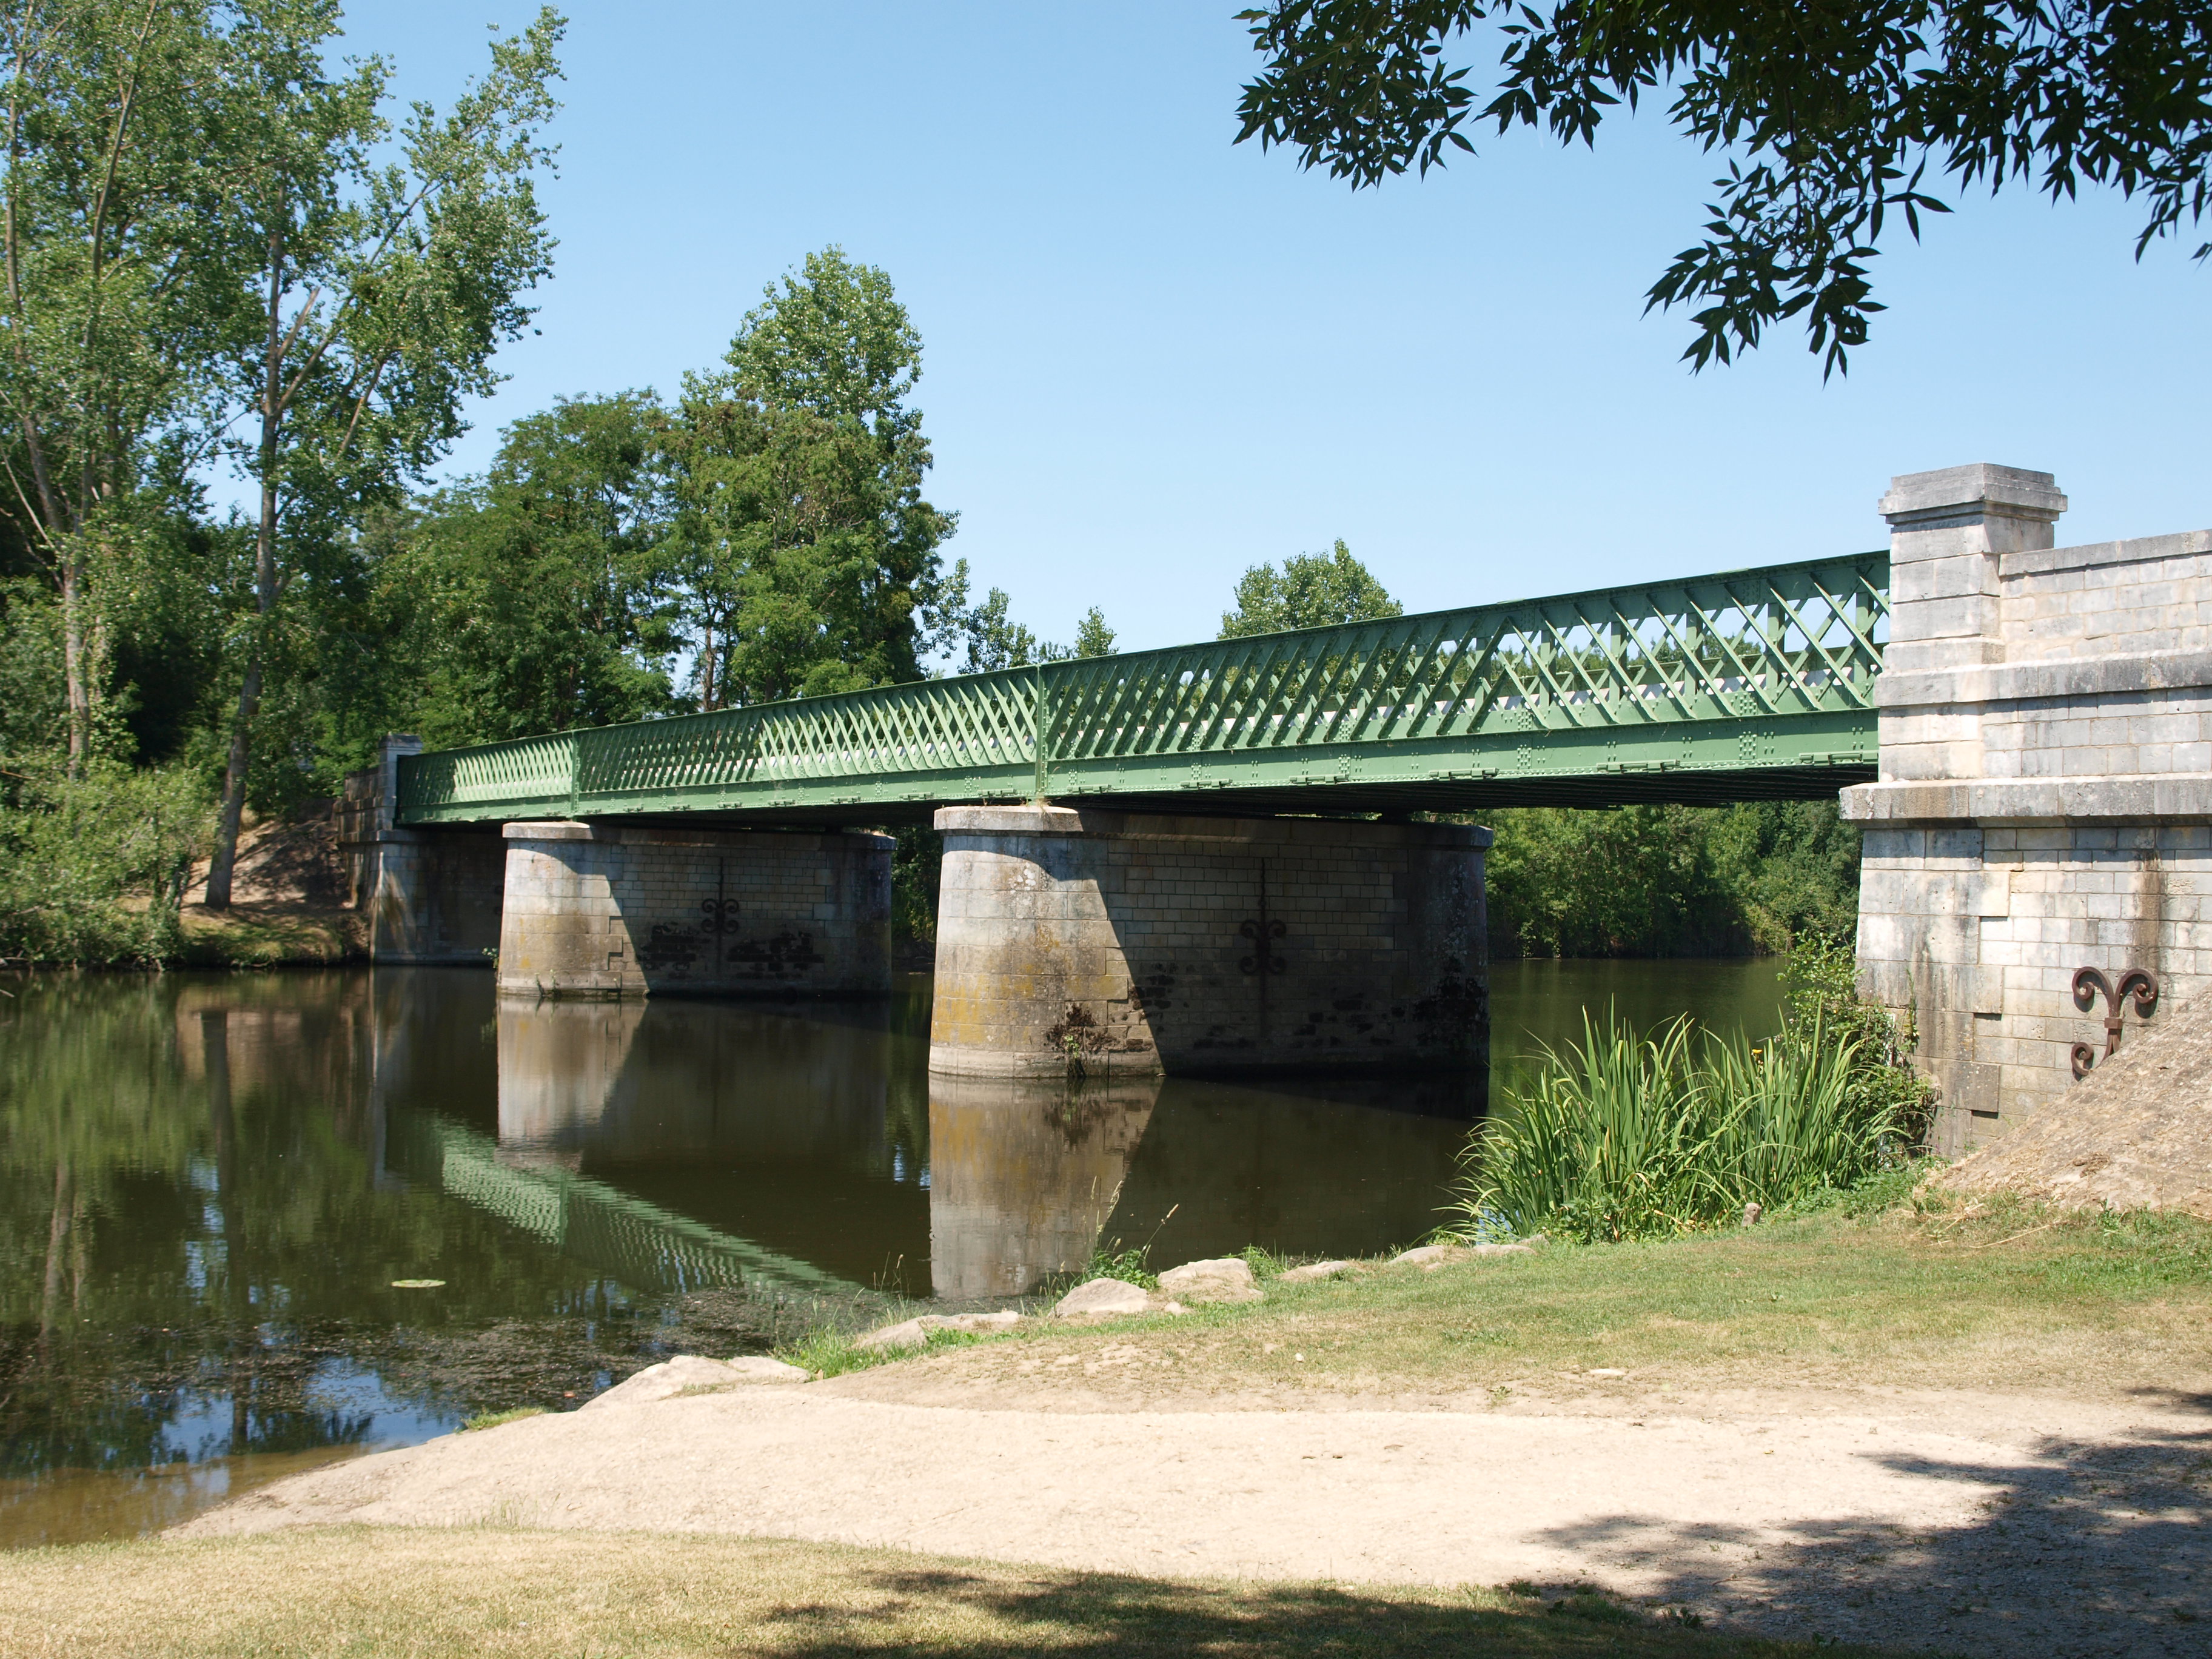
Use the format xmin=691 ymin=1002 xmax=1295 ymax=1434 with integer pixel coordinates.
xmin=929 ymin=806 xmax=1490 ymax=1077
xmin=497 ymin=821 xmax=893 ymax=999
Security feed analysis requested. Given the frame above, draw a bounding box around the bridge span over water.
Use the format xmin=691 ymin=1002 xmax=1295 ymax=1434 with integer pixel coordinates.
xmin=347 ymin=464 xmax=2212 ymax=1153
xmin=392 ymin=552 xmax=1888 ymax=829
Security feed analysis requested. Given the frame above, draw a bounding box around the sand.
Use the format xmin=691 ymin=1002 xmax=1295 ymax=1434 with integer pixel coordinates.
xmin=183 ymin=1373 xmax=2211 ymax=1655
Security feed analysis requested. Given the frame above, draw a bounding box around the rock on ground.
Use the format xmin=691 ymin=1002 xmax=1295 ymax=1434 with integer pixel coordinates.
xmin=1278 ymin=1260 xmax=1357 ymax=1283
xmin=1052 ymin=1278 xmax=1151 ymax=1317
xmin=857 ymin=1312 xmax=1022 ymax=1352
xmin=582 ymin=1355 xmax=806 ymax=1408
xmin=1940 ymin=999 xmax=2212 ymax=1218
xmin=1156 ymin=1258 xmax=1260 ymax=1304
xmin=1389 ymin=1245 xmax=1463 ymax=1270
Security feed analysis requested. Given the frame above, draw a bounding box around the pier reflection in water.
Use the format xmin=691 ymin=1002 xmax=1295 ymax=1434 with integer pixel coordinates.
xmin=478 ymin=986 xmax=1475 ymax=1301
xmin=1 ymin=959 xmax=1778 ymax=1547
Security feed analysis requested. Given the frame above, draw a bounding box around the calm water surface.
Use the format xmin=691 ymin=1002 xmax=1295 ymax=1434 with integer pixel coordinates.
xmin=0 ymin=959 xmax=1780 ymax=1546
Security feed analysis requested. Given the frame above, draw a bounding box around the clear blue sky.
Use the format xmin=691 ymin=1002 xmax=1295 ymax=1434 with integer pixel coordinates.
xmin=341 ymin=1 xmax=2212 ymax=654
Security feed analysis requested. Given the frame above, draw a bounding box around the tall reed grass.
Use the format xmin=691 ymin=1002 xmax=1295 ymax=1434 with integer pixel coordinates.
xmin=1457 ymin=1010 xmax=1908 ymax=1244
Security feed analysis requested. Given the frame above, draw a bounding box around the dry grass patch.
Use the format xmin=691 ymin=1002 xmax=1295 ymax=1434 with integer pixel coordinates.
xmin=1 ymin=1526 xmax=1901 ymax=1658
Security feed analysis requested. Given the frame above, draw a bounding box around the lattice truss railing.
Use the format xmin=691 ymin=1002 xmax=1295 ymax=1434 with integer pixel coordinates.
xmin=398 ymin=553 xmax=1886 ymax=817
xmin=1042 ymin=553 xmax=1887 ymax=766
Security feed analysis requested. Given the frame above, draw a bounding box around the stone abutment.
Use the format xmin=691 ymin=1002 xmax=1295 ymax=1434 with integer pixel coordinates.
xmin=1845 ymin=464 xmax=2212 ymax=1151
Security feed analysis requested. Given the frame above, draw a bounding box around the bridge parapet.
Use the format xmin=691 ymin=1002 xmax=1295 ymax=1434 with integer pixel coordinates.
xmin=1845 ymin=465 xmax=2212 ymax=1148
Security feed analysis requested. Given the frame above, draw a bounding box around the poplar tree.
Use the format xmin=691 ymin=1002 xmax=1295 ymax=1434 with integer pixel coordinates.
xmin=0 ymin=0 xmax=238 ymax=771
xmin=200 ymin=5 xmax=563 ymax=908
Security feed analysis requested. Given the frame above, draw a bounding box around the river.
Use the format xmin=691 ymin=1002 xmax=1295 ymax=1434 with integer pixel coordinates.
xmin=0 ymin=958 xmax=1781 ymax=1547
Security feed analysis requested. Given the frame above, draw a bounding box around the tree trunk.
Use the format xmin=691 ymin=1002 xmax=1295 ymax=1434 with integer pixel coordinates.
xmin=204 ymin=230 xmax=286 ymax=911
xmin=204 ymin=655 xmax=261 ymax=910
xmin=60 ymin=544 xmax=89 ymax=776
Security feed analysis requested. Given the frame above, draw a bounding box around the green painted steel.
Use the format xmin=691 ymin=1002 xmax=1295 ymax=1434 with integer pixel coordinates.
xmin=397 ymin=551 xmax=1887 ymax=825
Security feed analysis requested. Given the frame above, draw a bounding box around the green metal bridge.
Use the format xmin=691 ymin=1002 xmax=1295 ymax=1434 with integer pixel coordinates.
xmin=397 ymin=551 xmax=1888 ymax=827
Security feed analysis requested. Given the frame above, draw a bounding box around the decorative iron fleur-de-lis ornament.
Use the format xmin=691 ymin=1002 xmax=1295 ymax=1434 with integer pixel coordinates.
xmin=2070 ymin=965 xmax=2158 ymax=1079
xmin=1238 ymin=916 xmax=1285 ymax=976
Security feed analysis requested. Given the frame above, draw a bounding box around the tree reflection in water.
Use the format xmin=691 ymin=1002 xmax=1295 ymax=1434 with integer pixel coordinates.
xmin=2 ymin=959 xmax=1777 ymax=1547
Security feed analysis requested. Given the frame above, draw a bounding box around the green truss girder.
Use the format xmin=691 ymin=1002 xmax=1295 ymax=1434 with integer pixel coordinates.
xmin=396 ymin=551 xmax=1887 ymax=826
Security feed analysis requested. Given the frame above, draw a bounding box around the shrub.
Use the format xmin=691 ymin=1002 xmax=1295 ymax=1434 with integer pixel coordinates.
xmin=0 ymin=756 xmax=210 ymax=965
xmin=1456 ymin=1007 xmax=1910 ymax=1244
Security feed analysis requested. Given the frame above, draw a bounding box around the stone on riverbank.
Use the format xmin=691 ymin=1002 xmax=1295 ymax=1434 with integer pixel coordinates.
xmin=583 ymin=1355 xmax=806 ymax=1408
xmin=1389 ymin=1245 xmax=1462 ymax=1270
xmin=1279 ymin=1259 xmax=1358 ymax=1283
xmin=857 ymin=1312 xmax=1022 ymax=1352
xmin=1390 ymin=1242 xmax=1533 ymax=1271
xmin=1156 ymin=1258 xmax=1261 ymax=1304
xmin=1053 ymin=1278 xmax=1151 ymax=1317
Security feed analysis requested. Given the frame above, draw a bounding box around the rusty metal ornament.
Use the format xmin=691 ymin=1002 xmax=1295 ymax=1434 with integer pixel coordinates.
xmin=1239 ymin=861 xmax=1287 ymax=977
xmin=2070 ymin=965 xmax=2158 ymax=1080
xmin=1238 ymin=916 xmax=1286 ymax=976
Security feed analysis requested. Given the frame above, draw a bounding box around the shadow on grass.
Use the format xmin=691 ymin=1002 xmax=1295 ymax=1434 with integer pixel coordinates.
xmin=748 ymin=1571 xmax=1879 ymax=1657
xmin=1527 ymin=1410 xmax=2212 ymax=1655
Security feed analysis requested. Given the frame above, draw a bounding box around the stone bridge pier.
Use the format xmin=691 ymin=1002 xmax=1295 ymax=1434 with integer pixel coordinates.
xmin=1846 ymin=463 xmax=2212 ymax=1152
xmin=495 ymin=821 xmax=893 ymax=999
xmin=927 ymin=806 xmax=1490 ymax=1078
xmin=343 ymin=737 xmax=894 ymax=997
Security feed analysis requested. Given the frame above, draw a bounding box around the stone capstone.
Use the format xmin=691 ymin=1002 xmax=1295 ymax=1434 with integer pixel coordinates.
xmin=856 ymin=1311 xmax=1023 ymax=1351
xmin=1156 ymin=1257 xmax=1261 ymax=1304
xmin=581 ymin=1354 xmax=806 ymax=1408
xmin=1052 ymin=1278 xmax=1151 ymax=1317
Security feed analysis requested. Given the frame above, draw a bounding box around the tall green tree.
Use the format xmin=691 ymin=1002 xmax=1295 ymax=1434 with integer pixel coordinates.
xmin=665 ymin=247 xmax=957 ymax=708
xmin=0 ymin=0 xmax=241 ymax=769
xmin=1236 ymin=2 xmax=2212 ymax=373
xmin=199 ymin=4 xmax=563 ymax=908
xmin=954 ymin=580 xmax=1117 ymax=672
xmin=1219 ymin=537 xmax=1401 ymax=637
xmin=385 ymin=392 xmax=676 ymax=745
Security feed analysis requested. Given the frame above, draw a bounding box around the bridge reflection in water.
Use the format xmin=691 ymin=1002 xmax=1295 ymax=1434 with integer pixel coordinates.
xmin=370 ymin=974 xmax=1472 ymax=1302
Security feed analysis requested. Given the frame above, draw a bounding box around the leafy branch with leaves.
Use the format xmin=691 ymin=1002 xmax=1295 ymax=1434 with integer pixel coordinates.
xmin=1236 ymin=1 xmax=2212 ymax=374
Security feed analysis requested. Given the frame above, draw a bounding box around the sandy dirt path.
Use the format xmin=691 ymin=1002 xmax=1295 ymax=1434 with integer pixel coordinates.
xmin=186 ymin=1381 xmax=2209 ymax=1655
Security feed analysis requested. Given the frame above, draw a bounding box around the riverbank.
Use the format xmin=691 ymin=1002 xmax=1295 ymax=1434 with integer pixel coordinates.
xmin=131 ymin=1191 xmax=2212 ymax=1655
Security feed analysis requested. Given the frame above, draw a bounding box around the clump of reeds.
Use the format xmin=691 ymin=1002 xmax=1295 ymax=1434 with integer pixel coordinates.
xmin=1456 ymin=1010 xmax=1909 ymax=1244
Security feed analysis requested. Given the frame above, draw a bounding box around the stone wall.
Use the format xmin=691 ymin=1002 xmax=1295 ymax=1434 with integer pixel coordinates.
xmin=929 ymin=805 xmax=1489 ymax=1078
xmin=356 ymin=830 xmax=506 ymax=965
xmin=497 ymin=820 xmax=893 ymax=999
xmin=1844 ymin=465 xmax=2212 ymax=1151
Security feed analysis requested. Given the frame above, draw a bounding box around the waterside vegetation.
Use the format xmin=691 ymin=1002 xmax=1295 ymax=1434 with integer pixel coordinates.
xmin=1460 ymin=939 xmax=1934 ymax=1244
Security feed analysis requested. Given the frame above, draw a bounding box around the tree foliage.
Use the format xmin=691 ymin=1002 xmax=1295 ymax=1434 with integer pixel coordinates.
xmin=201 ymin=3 xmax=564 ymax=905
xmin=0 ymin=0 xmax=245 ymax=766
xmin=1485 ymin=799 xmax=1862 ymax=957
xmin=667 ymin=247 xmax=959 ymax=707
xmin=1235 ymin=1 xmax=2212 ymax=373
xmin=383 ymin=394 xmax=676 ymax=746
xmin=1220 ymin=537 xmax=1401 ymax=637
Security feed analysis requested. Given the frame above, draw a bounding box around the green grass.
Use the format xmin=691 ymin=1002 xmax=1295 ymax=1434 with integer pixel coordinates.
xmin=458 ymin=1406 xmax=547 ymax=1432
xmin=903 ymin=1186 xmax=2212 ymax=1401
xmin=0 ymin=1526 xmax=1905 ymax=1657
xmin=775 ymin=1320 xmax=995 ymax=1379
